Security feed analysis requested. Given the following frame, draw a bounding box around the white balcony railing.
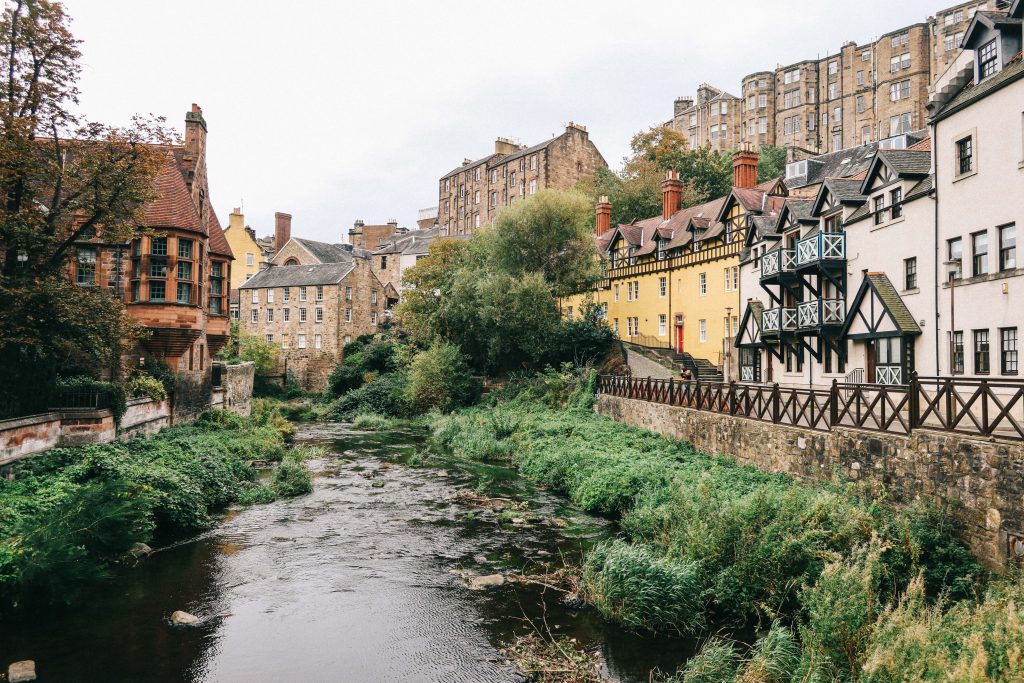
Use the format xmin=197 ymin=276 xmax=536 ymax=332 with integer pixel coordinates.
xmin=796 ymin=232 xmax=846 ymax=267
xmin=796 ymin=298 xmax=846 ymax=329
xmin=762 ymin=307 xmax=798 ymax=334
xmin=761 ymin=248 xmax=796 ymax=278
xmin=740 ymin=366 xmax=755 ymax=382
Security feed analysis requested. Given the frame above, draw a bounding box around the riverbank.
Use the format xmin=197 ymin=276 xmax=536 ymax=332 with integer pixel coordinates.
xmin=420 ymin=377 xmax=1024 ymax=681
xmin=0 ymin=401 xmax=306 ymax=609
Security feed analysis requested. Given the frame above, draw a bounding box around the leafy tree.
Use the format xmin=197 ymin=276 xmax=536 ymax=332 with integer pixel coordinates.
xmin=757 ymin=144 xmax=788 ymax=182
xmin=406 ymin=342 xmax=480 ymax=413
xmin=0 ymin=0 xmax=170 ymax=409
xmin=486 ymin=189 xmax=601 ymax=298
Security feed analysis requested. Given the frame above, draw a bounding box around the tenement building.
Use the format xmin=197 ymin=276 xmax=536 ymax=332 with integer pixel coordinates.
xmin=70 ymin=104 xmax=233 ymax=401
xmin=732 ymin=0 xmax=1023 ymax=388
xmin=238 ymin=256 xmax=386 ymax=391
xmin=564 ymin=149 xmax=786 ymax=380
xmin=667 ymin=0 xmax=993 ymax=154
xmin=437 ymin=123 xmax=607 ymax=236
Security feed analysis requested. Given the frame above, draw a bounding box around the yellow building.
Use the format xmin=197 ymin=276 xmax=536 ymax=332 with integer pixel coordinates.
xmin=222 ymin=208 xmax=277 ymax=290
xmin=565 ymin=151 xmax=786 ymax=378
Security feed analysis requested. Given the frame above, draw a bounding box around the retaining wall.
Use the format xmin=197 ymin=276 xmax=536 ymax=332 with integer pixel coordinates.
xmin=596 ymin=394 xmax=1024 ymax=569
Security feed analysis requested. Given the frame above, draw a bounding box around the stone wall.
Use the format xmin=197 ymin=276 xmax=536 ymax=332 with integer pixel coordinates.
xmin=120 ymin=398 xmax=171 ymax=438
xmin=56 ymin=409 xmax=117 ymax=446
xmin=222 ymin=361 xmax=254 ymax=416
xmin=596 ymin=394 xmax=1024 ymax=569
xmin=0 ymin=413 xmax=61 ymax=467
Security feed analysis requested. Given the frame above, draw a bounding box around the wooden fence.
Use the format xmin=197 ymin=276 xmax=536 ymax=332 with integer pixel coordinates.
xmin=597 ymin=374 xmax=1024 ymax=442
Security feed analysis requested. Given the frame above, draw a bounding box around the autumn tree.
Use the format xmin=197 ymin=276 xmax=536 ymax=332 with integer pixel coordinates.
xmin=0 ymin=0 xmax=170 ymax=412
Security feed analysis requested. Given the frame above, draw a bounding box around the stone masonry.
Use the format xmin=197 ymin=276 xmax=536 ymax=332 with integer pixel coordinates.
xmin=597 ymin=394 xmax=1024 ymax=570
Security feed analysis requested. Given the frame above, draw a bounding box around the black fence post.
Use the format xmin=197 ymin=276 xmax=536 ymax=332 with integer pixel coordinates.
xmin=908 ymin=371 xmax=919 ymax=432
xmin=830 ymin=378 xmax=839 ymax=428
xmin=981 ymin=379 xmax=990 ymax=435
xmin=772 ymin=383 xmax=781 ymax=424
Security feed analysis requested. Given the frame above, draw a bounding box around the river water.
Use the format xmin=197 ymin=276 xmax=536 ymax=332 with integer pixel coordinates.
xmin=5 ymin=422 xmax=694 ymax=682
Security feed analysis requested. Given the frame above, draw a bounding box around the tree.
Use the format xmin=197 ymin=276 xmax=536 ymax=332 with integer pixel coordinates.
xmin=757 ymin=145 xmax=787 ymax=183
xmin=0 ymin=0 xmax=169 ymax=409
xmin=486 ymin=189 xmax=601 ymax=298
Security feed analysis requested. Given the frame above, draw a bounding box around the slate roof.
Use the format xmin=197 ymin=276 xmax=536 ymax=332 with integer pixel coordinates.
xmin=294 ymin=238 xmax=354 ymax=264
xmin=932 ymin=52 xmax=1024 ymax=122
xmin=865 ymin=273 xmax=922 ymax=335
xmin=440 ymin=153 xmax=501 ymax=180
xmin=906 ymin=174 xmax=934 ymax=200
xmin=825 ymin=178 xmax=867 ymax=202
xmin=373 ymin=227 xmax=442 ymax=256
xmin=877 ymin=149 xmax=931 ymax=176
xmin=239 ymin=262 xmax=355 ymax=289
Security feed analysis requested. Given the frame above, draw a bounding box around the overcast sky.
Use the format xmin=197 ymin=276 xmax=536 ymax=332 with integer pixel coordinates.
xmin=62 ymin=0 xmax=946 ymax=243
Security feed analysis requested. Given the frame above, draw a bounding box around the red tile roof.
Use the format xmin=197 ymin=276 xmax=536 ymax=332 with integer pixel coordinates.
xmin=907 ymin=137 xmax=932 ymax=152
xmin=207 ymin=206 xmax=233 ymax=258
xmin=142 ymin=152 xmax=204 ymax=233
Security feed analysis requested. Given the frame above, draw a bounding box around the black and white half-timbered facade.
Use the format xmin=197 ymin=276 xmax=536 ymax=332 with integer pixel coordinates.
xmin=737 ymin=141 xmax=938 ymax=387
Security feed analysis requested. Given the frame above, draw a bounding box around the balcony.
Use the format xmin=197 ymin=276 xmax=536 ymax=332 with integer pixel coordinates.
xmin=796 ymin=298 xmax=846 ymax=331
xmin=761 ymin=306 xmax=797 ymax=339
xmin=759 ymin=248 xmax=796 ymax=284
xmin=796 ymin=232 xmax=845 ymax=271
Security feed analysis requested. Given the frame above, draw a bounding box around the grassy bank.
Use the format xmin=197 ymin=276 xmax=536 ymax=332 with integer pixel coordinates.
xmin=0 ymin=401 xmax=310 ymax=608
xmin=423 ymin=374 xmax=1024 ymax=681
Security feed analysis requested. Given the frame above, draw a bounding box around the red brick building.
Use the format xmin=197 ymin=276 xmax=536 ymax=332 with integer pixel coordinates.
xmin=70 ymin=104 xmax=233 ymax=392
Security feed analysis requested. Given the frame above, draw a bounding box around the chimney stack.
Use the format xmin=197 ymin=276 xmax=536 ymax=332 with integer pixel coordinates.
xmin=661 ymin=170 xmax=684 ymax=220
xmin=732 ymin=144 xmax=759 ymax=189
xmin=274 ymin=212 xmax=292 ymax=249
xmin=595 ymin=196 xmax=612 ymax=236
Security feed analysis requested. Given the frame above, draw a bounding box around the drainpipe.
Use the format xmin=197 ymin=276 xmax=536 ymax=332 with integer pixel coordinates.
xmin=933 ymin=119 xmax=941 ymax=377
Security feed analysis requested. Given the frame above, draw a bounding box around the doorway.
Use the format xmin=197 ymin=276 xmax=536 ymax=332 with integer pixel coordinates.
xmin=675 ymin=314 xmax=684 ymax=354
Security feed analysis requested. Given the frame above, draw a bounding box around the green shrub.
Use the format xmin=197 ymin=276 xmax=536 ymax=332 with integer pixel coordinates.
xmin=0 ymin=414 xmax=287 ymax=606
xmin=54 ymin=375 xmax=127 ymax=423
xmin=669 ymin=639 xmax=740 ymax=683
xmin=272 ymin=460 xmax=312 ymax=497
xmin=406 ymin=343 xmax=480 ymax=413
xmin=584 ymin=541 xmax=704 ymax=634
xmin=351 ymin=414 xmax=397 ymax=431
xmin=250 ymin=399 xmax=296 ymax=440
xmin=328 ymin=372 xmax=412 ymax=420
xmin=328 ymin=364 xmax=364 ymax=397
xmin=125 ymin=373 xmax=167 ymax=401
xmin=237 ymin=483 xmax=277 ymax=505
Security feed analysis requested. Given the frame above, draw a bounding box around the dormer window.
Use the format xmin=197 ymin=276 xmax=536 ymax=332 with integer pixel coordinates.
xmin=785 ymin=160 xmax=808 ymax=179
xmin=979 ymin=40 xmax=999 ymax=79
xmin=657 ymin=238 xmax=668 ymax=261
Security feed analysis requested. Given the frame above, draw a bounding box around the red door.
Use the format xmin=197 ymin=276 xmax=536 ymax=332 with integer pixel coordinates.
xmin=675 ymin=318 xmax=684 ymax=354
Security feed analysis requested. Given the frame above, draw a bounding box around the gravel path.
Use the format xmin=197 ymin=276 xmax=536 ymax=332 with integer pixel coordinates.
xmin=625 ymin=350 xmax=676 ymax=379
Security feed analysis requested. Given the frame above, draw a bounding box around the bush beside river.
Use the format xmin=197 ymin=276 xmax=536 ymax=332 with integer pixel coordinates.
xmin=0 ymin=401 xmax=306 ymax=608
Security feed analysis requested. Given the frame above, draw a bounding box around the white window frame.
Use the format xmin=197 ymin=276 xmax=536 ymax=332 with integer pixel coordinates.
xmin=315 ymin=334 xmax=322 ymax=350
xmin=699 ymin=272 xmax=707 ymax=296
xmin=699 ymin=319 xmax=707 ymax=343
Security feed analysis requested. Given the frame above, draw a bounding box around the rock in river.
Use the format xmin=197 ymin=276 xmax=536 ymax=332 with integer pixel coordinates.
xmin=131 ymin=542 xmax=153 ymax=558
xmin=171 ymin=610 xmax=201 ymax=626
xmin=8 ymin=660 xmax=37 ymax=682
xmin=467 ymin=574 xmax=506 ymax=590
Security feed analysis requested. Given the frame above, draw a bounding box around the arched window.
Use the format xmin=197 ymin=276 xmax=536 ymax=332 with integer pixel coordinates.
xmin=284 ymin=258 xmax=299 ymax=266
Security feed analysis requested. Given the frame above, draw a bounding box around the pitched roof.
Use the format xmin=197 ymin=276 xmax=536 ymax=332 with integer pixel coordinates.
xmin=877 ymin=149 xmax=931 ymax=176
xmin=842 ymin=273 xmax=922 ymax=336
xmin=238 ymin=262 xmax=355 ymax=289
xmin=207 ymin=207 xmax=233 ymax=258
xmin=293 ymin=238 xmax=354 ymax=264
xmin=142 ymin=152 xmax=205 ymax=233
xmin=440 ymin=153 xmax=501 ymax=180
xmin=932 ymin=52 xmax=1024 ymax=122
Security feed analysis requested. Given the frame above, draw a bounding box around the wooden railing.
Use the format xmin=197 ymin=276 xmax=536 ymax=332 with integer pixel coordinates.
xmin=597 ymin=374 xmax=1024 ymax=442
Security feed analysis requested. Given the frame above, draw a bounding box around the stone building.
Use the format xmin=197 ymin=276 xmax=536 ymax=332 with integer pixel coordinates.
xmin=437 ymin=123 xmax=607 ymax=236
xmin=238 ymin=256 xmax=387 ymax=391
xmin=348 ymin=219 xmax=406 ymax=251
xmin=666 ymin=0 xmax=993 ymax=154
xmin=69 ymin=104 xmax=233 ymax=403
xmin=670 ymin=84 xmax=743 ymax=152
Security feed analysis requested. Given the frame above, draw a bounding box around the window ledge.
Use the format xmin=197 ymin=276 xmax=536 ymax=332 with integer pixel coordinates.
xmin=1018 ymin=160 xmax=1024 ymax=171
xmin=952 ymin=169 xmax=978 ymax=183
xmin=902 ymin=287 xmax=921 ymax=295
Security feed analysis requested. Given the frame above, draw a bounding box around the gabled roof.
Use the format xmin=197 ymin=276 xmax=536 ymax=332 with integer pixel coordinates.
xmin=142 ymin=152 xmax=205 ymax=233
xmin=440 ymin=153 xmax=501 ymax=180
xmin=840 ymin=273 xmax=921 ymax=339
xmin=785 ymin=143 xmax=885 ymax=190
xmin=811 ymin=178 xmax=866 ymax=216
xmin=207 ymin=207 xmax=233 ymax=258
xmin=860 ymin=149 xmax=931 ymax=195
xmin=735 ymin=300 xmax=764 ymax=349
xmin=239 ymin=262 xmax=355 ymax=289
xmin=714 ymin=178 xmax=784 ymax=223
xmin=292 ymin=238 xmax=354 ymax=264
xmin=932 ymin=52 xmax=1024 ymax=122
xmin=963 ymin=10 xmax=1022 ymax=49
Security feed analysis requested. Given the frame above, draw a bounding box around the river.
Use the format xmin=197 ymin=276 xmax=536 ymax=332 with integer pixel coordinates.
xmin=5 ymin=422 xmax=695 ymax=682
